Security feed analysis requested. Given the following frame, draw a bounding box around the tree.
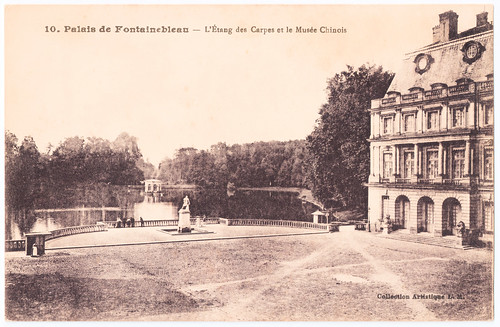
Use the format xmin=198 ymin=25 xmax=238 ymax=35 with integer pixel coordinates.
xmin=157 ymin=140 xmax=309 ymax=189
xmin=51 ymin=136 xmax=86 ymax=184
xmin=136 ymin=158 xmax=156 ymax=180
xmin=112 ymin=132 xmax=142 ymax=161
xmin=5 ymin=131 xmax=19 ymax=210
xmin=306 ymin=64 xmax=393 ymax=212
xmin=84 ymin=137 xmax=113 ymax=182
xmin=109 ymin=132 xmax=145 ymax=184
xmin=5 ymin=134 xmax=42 ymax=234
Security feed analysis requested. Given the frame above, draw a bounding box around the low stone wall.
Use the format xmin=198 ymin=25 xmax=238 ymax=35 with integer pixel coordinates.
xmin=104 ymin=217 xmax=221 ymax=228
xmin=5 ymin=239 xmax=26 ymax=252
xmin=5 ymin=224 xmax=108 ymax=252
xmin=105 ymin=220 xmax=178 ymax=228
xmin=219 ymin=218 xmax=329 ymax=230
xmin=46 ymin=224 xmax=108 ymax=240
xmin=6 ymin=217 xmax=221 ymax=252
xmin=200 ymin=217 xmax=221 ymax=225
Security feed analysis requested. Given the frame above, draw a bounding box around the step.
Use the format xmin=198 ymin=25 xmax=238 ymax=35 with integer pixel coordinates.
xmin=377 ymin=233 xmax=473 ymax=250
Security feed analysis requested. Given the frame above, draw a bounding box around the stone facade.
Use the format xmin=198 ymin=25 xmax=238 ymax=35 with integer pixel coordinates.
xmin=367 ymin=11 xmax=493 ymax=237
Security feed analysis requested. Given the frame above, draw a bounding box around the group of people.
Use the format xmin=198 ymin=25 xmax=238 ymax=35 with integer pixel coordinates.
xmin=114 ymin=196 xmax=191 ymax=229
xmin=115 ymin=216 xmax=145 ymax=228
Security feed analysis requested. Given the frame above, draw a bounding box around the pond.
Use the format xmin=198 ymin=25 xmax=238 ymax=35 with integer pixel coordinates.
xmin=5 ymin=185 xmax=319 ymax=239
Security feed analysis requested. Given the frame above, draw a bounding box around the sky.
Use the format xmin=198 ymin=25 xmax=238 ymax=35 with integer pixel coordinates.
xmin=4 ymin=4 xmax=494 ymax=166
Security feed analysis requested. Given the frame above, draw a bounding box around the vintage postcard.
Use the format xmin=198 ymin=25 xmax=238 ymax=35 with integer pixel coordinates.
xmin=3 ymin=4 xmax=494 ymax=322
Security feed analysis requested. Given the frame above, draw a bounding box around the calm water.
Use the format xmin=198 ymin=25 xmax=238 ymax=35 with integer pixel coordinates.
xmin=6 ymin=186 xmax=318 ymax=239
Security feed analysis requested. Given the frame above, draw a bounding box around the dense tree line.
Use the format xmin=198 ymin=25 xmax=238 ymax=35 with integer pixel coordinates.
xmin=158 ymin=140 xmax=309 ymax=189
xmin=4 ymin=131 xmax=153 ymax=234
xmin=306 ymin=64 xmax=393 ymax=212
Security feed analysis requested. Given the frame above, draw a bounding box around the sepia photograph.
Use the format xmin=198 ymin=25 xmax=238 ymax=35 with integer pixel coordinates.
xmin=3 ymin=3 xmax=495 ymax=322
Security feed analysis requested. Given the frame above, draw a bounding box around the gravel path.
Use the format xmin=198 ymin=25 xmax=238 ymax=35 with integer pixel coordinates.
xmin=137 ymin=230 xmax=492 ymax=321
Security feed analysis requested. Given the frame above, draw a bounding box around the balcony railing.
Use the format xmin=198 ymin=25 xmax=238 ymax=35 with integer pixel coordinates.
xmin=448 ymin=83 xmax=475 ymax=96
xmin=424 ymin=88 xmax=446 ymax=100
xmin=401 ymin=93 xmax=420 ymax=103
xmin=442 ymin=179 xmax=463 ymax=185
xmin=381 ymin=97 xmax=397 ymax=105
xmin=378 ymin=177 xmax=469 ymax=186
xmin=372 ymin=80 xmax=491 ymax=110
xmin=477 ymin=80 xmax=493 ymax=93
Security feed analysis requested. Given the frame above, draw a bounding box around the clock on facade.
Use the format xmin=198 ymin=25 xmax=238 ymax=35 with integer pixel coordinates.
xmin=461 ymin=41 xmax=485 ymax=64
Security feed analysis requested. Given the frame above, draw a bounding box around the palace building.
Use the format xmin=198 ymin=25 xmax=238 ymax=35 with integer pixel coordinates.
xmin=366 ymin=11 xmax=493 ymax=240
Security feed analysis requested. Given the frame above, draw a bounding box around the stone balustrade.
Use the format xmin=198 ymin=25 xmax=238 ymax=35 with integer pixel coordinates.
xmin=219 ymin=218 xmax=329 ymax=230
xmin=477 ymin=80 xmax=493 ymax=93
xmin=448 ymin=83 xmax=475 ymax=95
xmin=401 ymin=92 xmax=421 ymax=103
xmin=424 ymin=88 xmax=447 ymax=100
xmin=373 ymin=81 xmax=485 ymax=109
xmin=5 ymin=239 xmax=26 ymax=252
xmin=6 ymin=224 xmax=108 ymax=251
xmin=104 ymin=217 xmax=221 ymax=228
xmin=46 ymin=224 xmax=108 ymax=240
xmin=6 ymin=217 xmax=329 ymax=252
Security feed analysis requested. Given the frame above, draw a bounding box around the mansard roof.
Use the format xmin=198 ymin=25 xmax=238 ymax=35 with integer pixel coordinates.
xmin=386 ymin=29 xmax=493 ymax=94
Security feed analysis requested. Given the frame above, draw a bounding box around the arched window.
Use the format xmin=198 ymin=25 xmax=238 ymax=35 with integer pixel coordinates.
xmin=395 ymin=196 xmax=410 ymax=229
xmin=442 ymin=198 xmax=461 ymax=235
xmin=417 ymin=197 xmax=434 ymax=233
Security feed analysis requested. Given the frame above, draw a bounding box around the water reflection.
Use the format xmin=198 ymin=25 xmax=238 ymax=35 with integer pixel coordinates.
xmin=6 ymin=187 xmax=319 ymax=239
xmin=134 ymin=194 xmax=178 ymax=220
xmin=31 ymin=217 xmax=62 ymax=234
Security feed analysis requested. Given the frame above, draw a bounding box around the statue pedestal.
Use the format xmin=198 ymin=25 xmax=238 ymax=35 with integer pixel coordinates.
xmin=178 ymin=208 xmax=191 ymax=233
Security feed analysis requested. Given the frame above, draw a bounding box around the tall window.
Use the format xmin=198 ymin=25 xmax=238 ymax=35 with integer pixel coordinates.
xmin=483 ymin=202 xmax=494 ymax=232
xmin=484 ymin=148 xmax=493 ymax=180
xmin=452 ymin=149 xmax=466 ymax=179
xmin=383 ymin=117 xmax=393 ymax=134
xmin=427 ymin=111 xmax=439 ymax=130
xmin=383 ymin=153 xmax=393 ymax=179
xmin=404 ymin=114 xmax=415 ymax=133
xmin=426 ymin=150 xmax=438 ymax=179
xmin=382 ymin=196 xmax=390 ymax=220
xmin=485 ymin=103 xmax=493 ymax=126
xmin=452 ymin=108 xmax=465 ymax=127
xmin=403 ymin=151 xmax=414 ymax=178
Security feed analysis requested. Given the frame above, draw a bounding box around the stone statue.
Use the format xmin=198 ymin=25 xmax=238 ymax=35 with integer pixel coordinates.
xmin=182 ymin=195 xmax=190 ymax=211
xmin=456 ymin=221 xmax=466 ymax=237
xmin=383 ymin=215 xmax=392 ymax=234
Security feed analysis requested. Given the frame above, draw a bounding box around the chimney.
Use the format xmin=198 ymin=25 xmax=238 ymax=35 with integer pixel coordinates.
xmin=432 ymin=11 xmax=459 ymax=43
xmin=476 ymin=12 xmax=488 ymax=26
